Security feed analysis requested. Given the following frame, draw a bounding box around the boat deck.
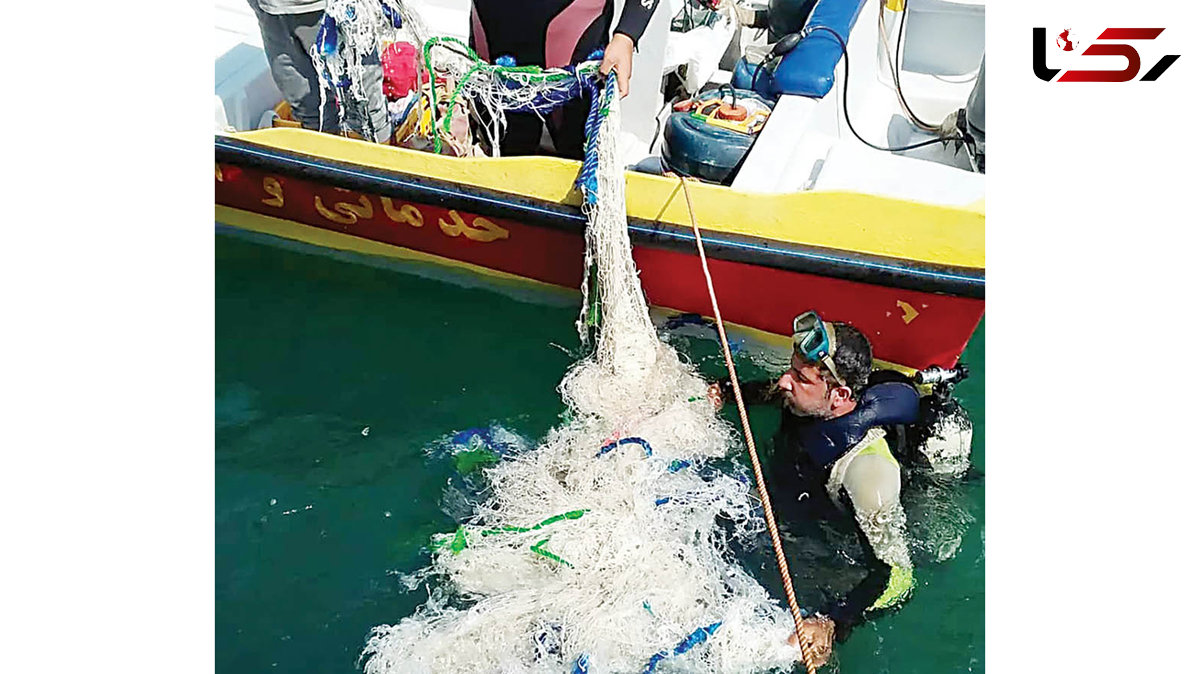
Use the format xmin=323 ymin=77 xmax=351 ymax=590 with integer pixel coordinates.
xmin=215 ymin=1 xmax=985 ymax=207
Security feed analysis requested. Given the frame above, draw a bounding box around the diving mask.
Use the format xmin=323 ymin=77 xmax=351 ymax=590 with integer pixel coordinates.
xmin=792 ymin=311 xmax=847 ymax=387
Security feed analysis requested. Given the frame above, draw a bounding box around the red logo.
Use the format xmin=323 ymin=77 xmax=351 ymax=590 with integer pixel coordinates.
xmin=1033 ymin=27 xmax=1180 ymax=82
xmin=1057 ymin=29 xmax=1075 ymax=51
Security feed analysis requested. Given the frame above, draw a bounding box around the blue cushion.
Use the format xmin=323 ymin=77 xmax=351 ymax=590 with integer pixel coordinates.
xmin=770 ymin=0 xmax=867 ymax=98
xmin=731 ymin=56 xmax=777 ymax=98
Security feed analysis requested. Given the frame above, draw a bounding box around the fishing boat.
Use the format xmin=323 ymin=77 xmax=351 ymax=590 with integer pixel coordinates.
xmin=215 ymin=0 xmax=984 ymax=372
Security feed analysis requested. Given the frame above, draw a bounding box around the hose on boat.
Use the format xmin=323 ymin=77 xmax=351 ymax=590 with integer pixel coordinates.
xmin=676 ymin=176 xmax=821 ymax=674
xmin=804 ymin=24 xmax=953 ymax=153
xmin=877 ymin=0 xmax=940 ymax=132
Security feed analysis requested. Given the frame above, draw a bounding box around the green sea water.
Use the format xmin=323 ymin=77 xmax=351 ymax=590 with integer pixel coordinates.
xmin=216 ymin=229 xmax=984 ymax=674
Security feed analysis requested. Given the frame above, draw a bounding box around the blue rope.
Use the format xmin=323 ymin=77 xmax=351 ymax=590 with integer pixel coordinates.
xmin=316 ymin=12 xmax=338 ymax=57
xmin=450 ymin=427 xmax=517 ymax=455
xmin=491 ymin=49 xmax=605 ymax=117
xmin=487 ymin=55 xmax=588 ymax=115
xmin=642 ymin=622 xmax=722 ymax=673
xmin=506 ymin=67 xmax=586 ymax=115
xmin=602 ymin=67 xmax=618 ymax=107
xmin=571 ymin=654 xmax=590 ymax=674
xmin=575 ymin=75 xmax=603 ymax=204
xmin=596 ymin=436 xmax=653 ymax=458
xmin=460 ymin=48 xmax=608 ymax=201
xmin=379 ymin=1 xmax=404 ymax=29
xmin=667 ymin=459 xmax=692 ymax=473
xmin=576 ymin=69 xmax=619 ymax=204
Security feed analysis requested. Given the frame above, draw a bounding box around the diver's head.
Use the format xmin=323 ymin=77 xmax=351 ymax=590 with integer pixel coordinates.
xmin=776 ymin=313 xmax=872 ymax=419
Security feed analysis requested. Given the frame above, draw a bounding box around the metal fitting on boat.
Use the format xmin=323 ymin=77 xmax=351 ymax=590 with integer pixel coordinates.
xmin=912 ymin=364 xmax=968 ymax=387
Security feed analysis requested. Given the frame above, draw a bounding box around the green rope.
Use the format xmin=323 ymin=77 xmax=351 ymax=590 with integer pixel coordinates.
xmin=429 ymin=526 xmax=470 ymax=555
xmin=417 ymin=35 xmax=602 ymax=154
xmin=530 ymin=537 xmax=573 ymax=567
xmin=480 ymin=508 xmax=588 ymax=536
xmin=585 ymin=262 xmax=600 ymax=332
xmin=430 ymin=509 xmax=588 ymax=556
xmin=453 ymin=448 xmax=499 ymax=474
xmin=439 ymin=61 xmax=482 ymax=138
xmin=422 ymin=38 xmax=443 ymax=153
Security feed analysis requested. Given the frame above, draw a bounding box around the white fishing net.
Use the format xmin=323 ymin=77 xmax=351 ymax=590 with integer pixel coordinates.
xmin=311 ymin=0 xmax=603 ymax=154
xmin=360 ymin=90 xmax=801 ymax=674
xmin=419 ymin=37 xmax=601 ymax=156
xmin=311 ymin=0 xmax=430 ymax=138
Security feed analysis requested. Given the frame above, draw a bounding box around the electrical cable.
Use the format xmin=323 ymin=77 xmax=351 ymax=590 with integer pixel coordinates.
xmin=717 ymin=83 xmax=738 ymax=108
xmin=751 ymin=32 xmax=802 ymax=96
xmin=878 ymin=1 xmax=938 ymax=132
xmin=751 ymin=57 xmax=771 ymax=92
xmin=805 ymin=24 xmax=950 ymax=153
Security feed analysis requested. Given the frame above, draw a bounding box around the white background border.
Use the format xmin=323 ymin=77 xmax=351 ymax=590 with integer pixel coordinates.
xmin=4 ymin=1 xmax=1199 ymax=672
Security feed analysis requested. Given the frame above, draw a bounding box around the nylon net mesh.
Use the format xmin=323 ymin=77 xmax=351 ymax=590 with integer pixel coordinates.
xmin=360 ymin=69 xmax=800 ymax=674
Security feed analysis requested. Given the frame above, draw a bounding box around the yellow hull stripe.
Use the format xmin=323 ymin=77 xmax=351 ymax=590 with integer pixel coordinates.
xmin=223 ymin=129 xmax=985 ymax=269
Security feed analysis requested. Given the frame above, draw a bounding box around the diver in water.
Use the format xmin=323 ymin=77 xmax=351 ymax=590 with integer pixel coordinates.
xmin=709 ymin=311 xmax=920 ymax=665
xmin=468 ymin=0 xmax=661 ymax=157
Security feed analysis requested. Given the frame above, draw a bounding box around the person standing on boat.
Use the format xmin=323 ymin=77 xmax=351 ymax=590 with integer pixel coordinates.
xmin=247 ymin=1 xmax=393 ymax=142
xmin=469 ymin=0 xmax=660 ymax=158
xmin=708 ymin=312 xmax=920 ymax=665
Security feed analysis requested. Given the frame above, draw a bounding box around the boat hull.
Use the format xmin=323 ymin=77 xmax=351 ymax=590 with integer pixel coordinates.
xmin=215 ymin=133 xmax=984 ymax=370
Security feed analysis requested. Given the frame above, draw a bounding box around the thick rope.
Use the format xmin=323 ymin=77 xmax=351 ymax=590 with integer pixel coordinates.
xmin=575 ymin=74 xmax=610 ymax=204
xmin=677 ymin=176 xmax=820 ymax=674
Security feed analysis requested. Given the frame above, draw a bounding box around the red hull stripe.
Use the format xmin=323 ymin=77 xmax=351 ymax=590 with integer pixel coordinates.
xmin=215 ymin=135 xmax=985 ymax=299
xmin=215 ymin=156 xmax=984 ymax=368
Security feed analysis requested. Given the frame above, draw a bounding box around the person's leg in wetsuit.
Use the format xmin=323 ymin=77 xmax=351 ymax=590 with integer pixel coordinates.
xmin=546 ymin=100 xmax=590 ymax=160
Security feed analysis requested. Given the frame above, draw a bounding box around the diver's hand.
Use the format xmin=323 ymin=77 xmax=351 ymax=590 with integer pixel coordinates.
xmin=788 ymin=615 xmax=835 ymax=668
xmin=706 ymin=383 xmax=723 ymax=409
xmin=600 ymin=33 xmax=635 ymax=98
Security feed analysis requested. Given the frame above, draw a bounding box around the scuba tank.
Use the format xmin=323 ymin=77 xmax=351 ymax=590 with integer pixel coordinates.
xmin=848 ymin=366 xmax=972 ymax=479
xmin=902 ymin=365 xmax=973 ymax=478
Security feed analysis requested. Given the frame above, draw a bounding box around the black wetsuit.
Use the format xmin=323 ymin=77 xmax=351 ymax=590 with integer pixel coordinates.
xmin=469 ymin=0 xmax=660 ymax=157
xmin=720 ymin=372 xmax=920 ymax=639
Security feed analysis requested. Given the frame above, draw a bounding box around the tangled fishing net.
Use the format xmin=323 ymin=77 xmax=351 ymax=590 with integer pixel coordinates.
xmin=310 ymin=0 xmax=432 ymax=139
xmin=418 ymin=36 xmax=602 ymax=156
xmin=360 ymin=74 xmax=801 ymax=674
xmin=310 ymin=0 xmax=604 ymax=155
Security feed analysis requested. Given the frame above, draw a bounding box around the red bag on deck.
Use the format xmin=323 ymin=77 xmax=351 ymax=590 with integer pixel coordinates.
xmin=382 ymin=42 xmax=419 ymax=101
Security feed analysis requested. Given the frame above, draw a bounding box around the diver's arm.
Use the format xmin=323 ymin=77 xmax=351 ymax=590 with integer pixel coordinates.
xmin=822 ymin=452 xmax=915 ymax=641
xmin=822 ymin=536 xmax=905 ymax=640
xmin=612 ymin=0 xmax=661 ymax=46
xmin=715 ymin=378 xmax=781 ymax=406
